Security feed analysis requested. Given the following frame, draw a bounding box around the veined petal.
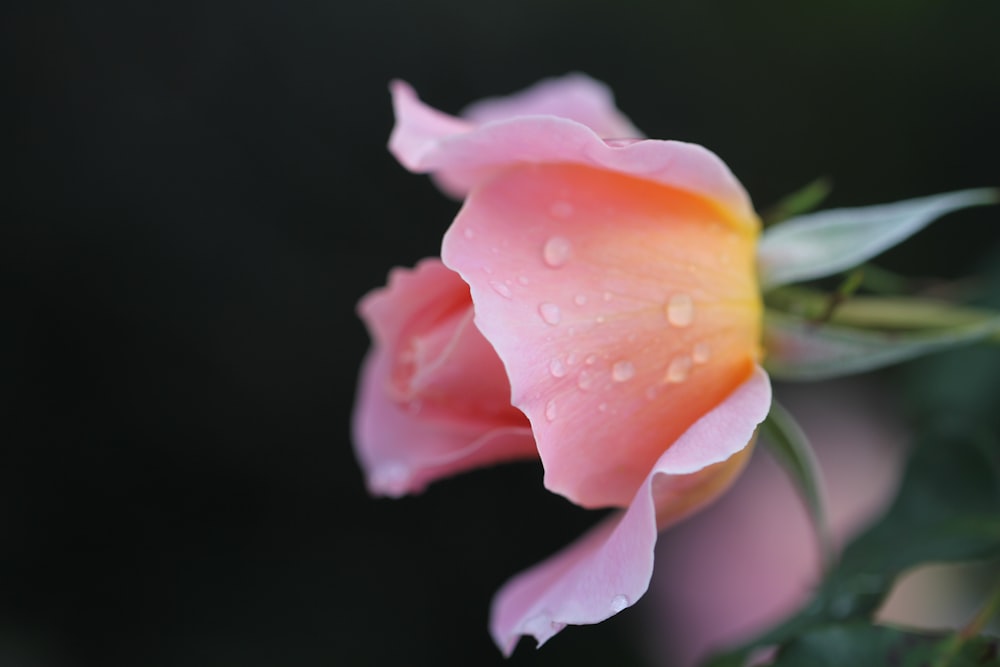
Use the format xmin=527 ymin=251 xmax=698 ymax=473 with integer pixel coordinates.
xmin=389 ymin=81 xmax=757 ymax=225
xmin=490 ymin=368 xmax=771 ymax=655
xmin=460 ymin=72 xmax=642 ymax=140
xmin=757 ymin=188 xmax=999 ymax=289
xmin=353 ymin=259 xmax=536 ymax=496
xmin=443 ymin=163 xmax=762 ymax=508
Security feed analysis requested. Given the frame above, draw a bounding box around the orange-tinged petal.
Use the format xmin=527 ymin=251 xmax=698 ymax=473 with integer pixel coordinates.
xmin=443 ymin=163 xmax=762 ymax=508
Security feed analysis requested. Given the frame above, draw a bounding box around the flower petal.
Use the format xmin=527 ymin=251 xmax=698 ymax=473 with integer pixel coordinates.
xmin=489 ymin=367 xmax=771 ymax=655
xmin=460 ymin=72 xmax=642 ymax=140
xmin=389 ymin=81 xmax=757 ymax=224
xmin=443 ymin=163 xmax=761 ymax=508
xmin=353 ymin=259 xmax=536 ymax=496
xmin=757 ymin=188 xmax=999 ymax=289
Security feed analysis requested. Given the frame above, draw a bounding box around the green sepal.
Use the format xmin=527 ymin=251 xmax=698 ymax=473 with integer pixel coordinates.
xmin=757 ymin=188 xmax=998 ymax=290
xmin=762 ymin=307 xmax=1000 ymax=382
xmin=760 ymin=401 xmax=835 ymax=570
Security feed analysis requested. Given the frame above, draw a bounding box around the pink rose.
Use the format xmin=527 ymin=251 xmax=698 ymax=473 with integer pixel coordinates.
xmin=355 ymin=74 xmax=772 ymax=654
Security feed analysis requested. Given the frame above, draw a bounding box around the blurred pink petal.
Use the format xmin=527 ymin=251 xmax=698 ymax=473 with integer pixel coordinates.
xmin=353 ymin=258 xmax=535 ymax=496
xmin=442 ymin=162 xmax=761 ymax=508
xmin=490 ymin=367 xmax=771 ymax=655
xmin=460 ymin=72 xmax=642 ymax=140
xmin=389 ymin=80 xmax=756 ymax=221
xmin=646 ymin=378 xmax=907 ymax=667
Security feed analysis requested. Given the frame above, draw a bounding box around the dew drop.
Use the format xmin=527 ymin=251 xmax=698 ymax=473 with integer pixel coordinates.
xmin=539 ymin=302 xmax=561 ymax=325
xmin=490 ymin=280 xmax=512 ymax=299
xmin=545 ymin=399 xmax=558 ymax=422
xmin=462 ymin=227 xmax=474 ymax=239
xmin=611 ymin=360 xmax=635 ymax=382
xmin=549 ymin=358 xmax=567 ymax=378
xmin=566 ymin=352 xmax=579 ymax=365
xmin=598 ymin=402 xmax=608 ymax=412
xmin=602 ymin=291 xmax=614 ymax=302
xmin=549 ymin=200 xmax=574 ymax=218
xmin=573 ymin=293 xmax=588 ymax=306
xmin=610 ymin=594 xmax=630 ymax=613
xmin=693 ymin=342 xmax=711 ymax=364
xmin=584 ymin=354 xmax=598 ymax=366
xmin=667 ymin=293 xmax=695 ymax=327
xmin=595 ymin=315 xmax=606 ymax=324
xmin=542 ymin=236 xmax=573 ymax=268
xmin=518 ymin=275 xmax=530 ymax=285
xmin=665 ymin=355 xmax=692 ymax=383
xmin=577 ymin=370 xmax=595 ymax=390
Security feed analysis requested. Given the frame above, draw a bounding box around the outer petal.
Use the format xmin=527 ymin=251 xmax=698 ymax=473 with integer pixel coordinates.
xmin=460 ymin=73 xmax=642 ymax=140
xmin=489 ymin=368 xmax=771 ymax=655
xmin=353 ymin=259 xmax=536 ymax=496
xmin=443 ymin=163 xmax=761 ymax=508
xmin=389 ymin=81 xmax=756 ymax=224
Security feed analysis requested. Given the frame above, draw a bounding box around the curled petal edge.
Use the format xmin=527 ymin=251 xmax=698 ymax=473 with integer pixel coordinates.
xmin=388 ymin=80 xmax=756 ymax=225
xmin=489 ymin=366 xmax=772 ymax=655
xmin=459 ymin=72 xmax=643 ymax=140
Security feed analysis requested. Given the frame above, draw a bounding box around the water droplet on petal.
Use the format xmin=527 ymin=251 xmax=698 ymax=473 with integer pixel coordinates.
xmin=665 ymin=355 xmax=692 ymax=383
xmin=518 ymin=275 xmax=530 ymax=285
xmin=545 ymin=399 xmax=557 ymax=422
xmin=667 ymin=293 xmax=695 ymax=327
xmin=595 ymin=315 xmax=606 ymax=324
xmin=611 ymin=360 xmax=635 ymax=382
xmin=577 ymin=370 xmax=595 ymax=390
xmin=549 ymin=200 xmax=574 ymax=218
xmin=610 ymin=594 xmax=629 ymax=613
xmin=602 ymin=291 xmax=613 ymax=302
xmin=490 ymin=281 xmax=512 ymax=299
xmin=573 ymin=293 xmax=587 ymax=306
xmin=542 ymin=236 xmax=573 ymax=268
xmin=598 ymin=402 xmax=608 ymax=412
xmin=693 ymin=342 xmax=711 ymax=364
xmin=566 ymin=353 xmax=579 ymax=365
xmin=463 ymin=227 xmax=474 ymax=239
xmin=584 ymin=354 xmax=598 ymax=365
xmin=539 ymin=302 xmax=561 ymax=325
xmin=549 ymin=358 xmax=567 ymax=378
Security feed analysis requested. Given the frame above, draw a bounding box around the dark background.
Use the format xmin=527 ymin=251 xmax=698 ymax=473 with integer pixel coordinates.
xmin=5 ymin=1 xmax=1000 ymax=665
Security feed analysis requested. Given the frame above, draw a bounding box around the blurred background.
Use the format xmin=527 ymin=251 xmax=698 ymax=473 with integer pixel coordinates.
xmin=5 ymin=1 xmax=1000 ymax=665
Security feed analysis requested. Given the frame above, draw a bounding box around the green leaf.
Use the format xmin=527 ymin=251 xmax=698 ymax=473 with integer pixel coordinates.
xmin=762 ymin=309 xmax=1000 ymax=381
xmin=760 ymin=401 xmax=834 ymax=570
xmin=767 ymin=624 xmax=999 ymax=667
xmin=835 ymin=428 xmax=1000 ymax=580
xmin=757 ymin=188 xmax=998 ymax=290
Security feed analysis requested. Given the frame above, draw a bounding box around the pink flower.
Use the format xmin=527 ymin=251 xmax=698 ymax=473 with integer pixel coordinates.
xmin=354 ymin=75 xmax=772 ymax=654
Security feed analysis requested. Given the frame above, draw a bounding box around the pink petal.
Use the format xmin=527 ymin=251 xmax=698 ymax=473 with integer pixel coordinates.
xmin=460 ymin=72 xmax=642 ymax=140
xmin=388 ymin=80 xmax=756 ymax=222
xmin=442 ymin=163 xmax=762 ymax=508
xmin=489 ymin=367 xmax=771 ymax=655
xmin=353 ymin=258 xmax=536 ymax=496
